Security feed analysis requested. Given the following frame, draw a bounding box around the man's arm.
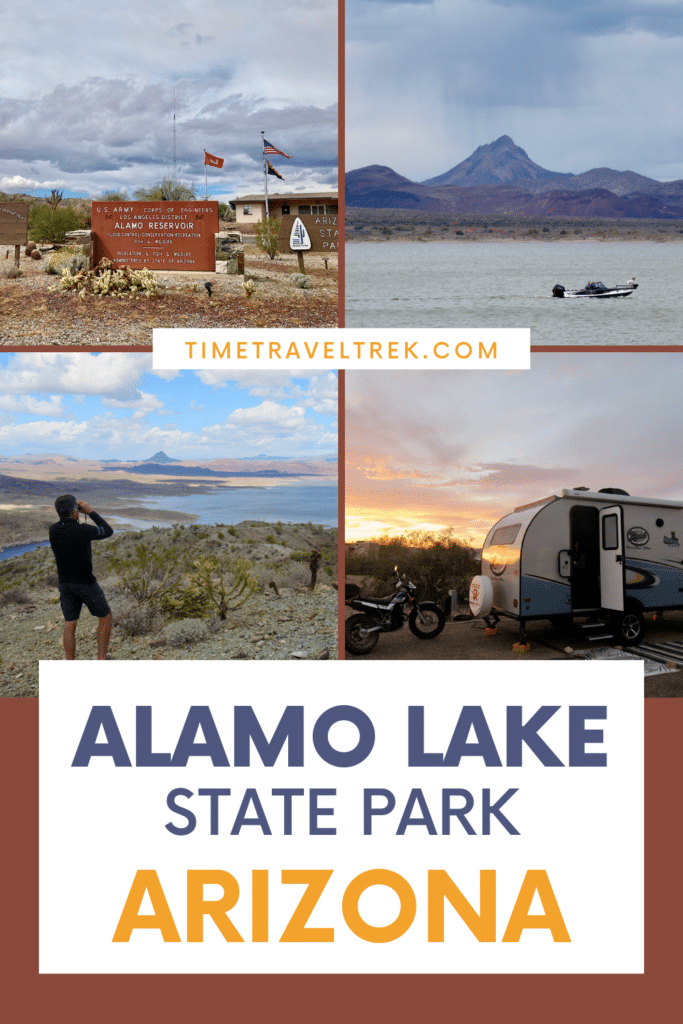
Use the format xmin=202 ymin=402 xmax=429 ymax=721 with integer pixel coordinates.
xmin=81 ymin=507 xmax=114 ymax=540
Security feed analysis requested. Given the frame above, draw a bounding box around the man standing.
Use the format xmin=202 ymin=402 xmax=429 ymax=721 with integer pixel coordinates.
xmin=49 ymin=494 xmax=114 ymax=661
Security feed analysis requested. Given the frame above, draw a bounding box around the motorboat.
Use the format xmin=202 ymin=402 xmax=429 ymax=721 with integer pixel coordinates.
xmin=552 ymin=279 xmax=638 ymax=298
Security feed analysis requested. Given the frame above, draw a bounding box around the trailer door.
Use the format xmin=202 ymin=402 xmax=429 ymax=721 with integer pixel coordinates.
xmin=599 ymin=506 xmax=625 ymax=612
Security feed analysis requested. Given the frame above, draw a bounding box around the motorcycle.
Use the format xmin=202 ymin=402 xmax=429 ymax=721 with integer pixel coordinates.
xmin=345 ymin=568 xmax=446 ymax=654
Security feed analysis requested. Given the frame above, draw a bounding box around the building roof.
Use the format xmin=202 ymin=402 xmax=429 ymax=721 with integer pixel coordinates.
xmin=232 ymin=191 xmax=338 ymax=203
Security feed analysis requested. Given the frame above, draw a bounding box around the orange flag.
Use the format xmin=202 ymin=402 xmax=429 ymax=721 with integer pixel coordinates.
xmin=204 ymin=151 xmax=224 ymax=168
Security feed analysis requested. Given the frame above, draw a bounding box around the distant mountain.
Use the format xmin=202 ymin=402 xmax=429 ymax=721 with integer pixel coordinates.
xmin=100 ymin=464 xmax=317 ymax=479
xmin=421 ymin=135 xmax=573 ymax=188
xmin=240 ymin=454 xmax=291 ymax=461
xmin=347 ymin=137 xmax=683 ymax=218
xmin=144 ymin=451 xmax=180 ymax=464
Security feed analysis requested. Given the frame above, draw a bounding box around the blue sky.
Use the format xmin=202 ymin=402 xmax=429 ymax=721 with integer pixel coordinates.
xmin=347 ymin=0 xmax=683 ymax=182
xmin=0 ymin=1 xmax=337 ymax=201
xmin=0 ymin=354 xmax=337 ymax=461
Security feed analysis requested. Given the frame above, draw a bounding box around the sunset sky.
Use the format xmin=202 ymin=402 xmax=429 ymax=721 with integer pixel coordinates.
xmin=345 ymin=353 xmax=683 ymax=545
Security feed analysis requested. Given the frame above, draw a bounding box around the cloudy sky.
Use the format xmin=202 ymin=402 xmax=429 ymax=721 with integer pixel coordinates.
xmin=0 ymin=354 xmax=337 ymax=461
xmin=345 ymin=353 xmax=683 ymax=544
xmin=0 ymin=1 xmax=337 ymax=200
xmin=347 ymin=0 xmax=683 ymax=182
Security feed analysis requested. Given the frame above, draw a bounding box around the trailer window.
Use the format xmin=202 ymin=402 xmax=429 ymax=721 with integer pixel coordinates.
xmin=602 ymin=514 xmax=619 ymax=550
xmin=489 ymin=524 xmax=521 ymax=547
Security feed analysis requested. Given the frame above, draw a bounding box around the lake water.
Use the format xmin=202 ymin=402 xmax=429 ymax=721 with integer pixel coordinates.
xmin=0 ymin=483 xmax=338 ymax=561
xmin=98 ymin=483 xmax=339 ymax=531
xmin=345 ymin=241 xmax=683 ymax=344
xmin=0 ymin=539 xmax=51 ymax=561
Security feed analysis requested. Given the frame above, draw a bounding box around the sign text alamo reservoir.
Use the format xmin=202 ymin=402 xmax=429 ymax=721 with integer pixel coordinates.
xmin=92 ymin=201 xmax=219 ymax=272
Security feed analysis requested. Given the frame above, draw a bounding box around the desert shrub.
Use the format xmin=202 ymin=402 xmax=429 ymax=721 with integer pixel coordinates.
xmin=134 ymin=178 xmax=196 ymax=201
xmin=255 ymin=217 xmax=280 ymax=260
xmin=228 ymin=526 xmax=237 ymax=536
xmin=107 ymin=542 xmax=186 ymax=604
xmin=164 ymin=618 xmax=209 ymax=648
xmin=346 ymin=528 xmax=480 ymax=604
xmin=29 ymin=205 xmax=84 ymax=244
xmin=274 ymin=562 xmax=311 ymax=590
xmin=0 ymin=588 xmax=30 ymax=607
xmin=46 ymin=246 xmax=88 ymax=276
xmin=3 ymin=266 xmax=23 ymax=279
xmin=290 ymin=274 xmax=312 ymax=289
xmin=110 ymin=600 xmax=163 ymax=637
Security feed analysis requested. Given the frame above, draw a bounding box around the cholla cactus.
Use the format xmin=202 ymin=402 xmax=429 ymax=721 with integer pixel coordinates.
xmin=191 ymin=555 xmax=259 ymax=619
xmin=50 ymin=260 xmax=163 ymax=298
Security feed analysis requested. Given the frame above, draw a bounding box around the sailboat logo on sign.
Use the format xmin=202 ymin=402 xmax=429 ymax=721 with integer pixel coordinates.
xmin=289 ymin=217 xmax=312 ymax=251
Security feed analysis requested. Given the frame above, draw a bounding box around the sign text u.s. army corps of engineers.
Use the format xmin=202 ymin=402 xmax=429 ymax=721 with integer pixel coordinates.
xmin=92 ymin=201 xmax=219 ymax=271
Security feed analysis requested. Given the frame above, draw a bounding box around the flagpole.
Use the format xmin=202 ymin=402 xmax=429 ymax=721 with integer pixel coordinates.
xmin=204 ymin=151 xmax=208 ymax=199
xmin=261 ymin=130 xmax=269 ymax=219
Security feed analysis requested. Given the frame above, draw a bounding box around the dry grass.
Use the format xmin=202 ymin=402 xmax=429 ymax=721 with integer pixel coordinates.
xmin=0 ymin=243 xmax=338 ymax=345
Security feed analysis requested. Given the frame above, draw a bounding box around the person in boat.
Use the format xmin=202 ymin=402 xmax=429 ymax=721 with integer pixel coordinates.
xmin=49 ymin=494 xmax=114 ymax=660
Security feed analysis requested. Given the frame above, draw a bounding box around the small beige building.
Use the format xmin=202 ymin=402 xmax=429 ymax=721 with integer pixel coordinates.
xmin=231 ymin=191 xmax=338 ymax=226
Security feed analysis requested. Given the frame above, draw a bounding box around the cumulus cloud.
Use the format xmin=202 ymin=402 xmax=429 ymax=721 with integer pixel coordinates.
xmin=0 ymin=2 xmax=337 ymax=197
xmin=0 ymin=352 xmax=151 ymax=400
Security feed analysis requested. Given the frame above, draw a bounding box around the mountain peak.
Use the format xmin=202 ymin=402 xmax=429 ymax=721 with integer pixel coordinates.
xmin=144 ymin=451 xmax=180 ymax=464
xmin=421 ymin=136 xmax=573 ymax=187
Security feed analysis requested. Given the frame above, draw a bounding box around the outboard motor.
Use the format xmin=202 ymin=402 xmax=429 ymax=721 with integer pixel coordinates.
xmin=552 ymin=284 xmax=565 ymax=297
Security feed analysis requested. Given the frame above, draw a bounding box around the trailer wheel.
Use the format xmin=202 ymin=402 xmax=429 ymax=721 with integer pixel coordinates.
xmin=345 ymin=614 xmax=379 ymax=655
xmin=610 ymin=604 xmax=644 ymax=647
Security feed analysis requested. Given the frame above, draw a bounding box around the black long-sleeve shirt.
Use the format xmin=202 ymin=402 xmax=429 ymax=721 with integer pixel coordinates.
xmin=49 ymin=511 xmax=114 ymax=585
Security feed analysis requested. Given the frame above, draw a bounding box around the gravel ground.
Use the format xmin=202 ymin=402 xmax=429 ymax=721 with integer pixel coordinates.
xmin=0 ymin=585 xmax=338 ymax=697
xmin=0 ymin=245 xmax=337 ymax=344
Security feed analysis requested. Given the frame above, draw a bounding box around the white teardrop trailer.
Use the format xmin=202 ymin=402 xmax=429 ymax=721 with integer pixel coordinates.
xmin=466 ymin=488 xmax=683 ymax=646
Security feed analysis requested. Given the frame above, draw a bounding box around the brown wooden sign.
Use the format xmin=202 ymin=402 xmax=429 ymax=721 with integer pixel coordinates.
xmin=277 ymin=214 xmax=338 ymax=253
xmin=92 ymin=201 xmax=219 ymax=271
xmin=0 ymin=203 xmax=29 ymax=245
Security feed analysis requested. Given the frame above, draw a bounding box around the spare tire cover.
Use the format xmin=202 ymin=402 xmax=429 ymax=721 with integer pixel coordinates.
xmin=469 ymin=575 xmax=493 ymax=617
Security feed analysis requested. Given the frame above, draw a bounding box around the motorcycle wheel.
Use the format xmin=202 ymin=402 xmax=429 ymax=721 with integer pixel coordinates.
xmin=345 ymin=613 xmax=380 ymax=655
xmin=408 ymin=603 xmax=445 ymax=639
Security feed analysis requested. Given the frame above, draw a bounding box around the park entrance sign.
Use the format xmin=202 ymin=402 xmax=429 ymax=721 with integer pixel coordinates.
xmin=0 ymin=202 xmax=29 ymax=245
xmin=92 ymin=201 xmax=219 ymax=272
xmin=278 ymin=213 xmax=338 ymax=253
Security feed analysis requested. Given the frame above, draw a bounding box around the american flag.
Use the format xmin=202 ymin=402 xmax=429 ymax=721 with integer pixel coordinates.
xmin=263 ymin=138 xmax=291 ymax=158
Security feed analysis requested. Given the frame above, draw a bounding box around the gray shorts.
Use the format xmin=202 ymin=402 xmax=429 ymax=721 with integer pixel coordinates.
xmin=58 ymin=582 xmax=111 ymax=621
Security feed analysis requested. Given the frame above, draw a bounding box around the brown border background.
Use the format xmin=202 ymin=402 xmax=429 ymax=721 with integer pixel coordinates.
xmin=1 ymin=699 xmax=680 ymax=1022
